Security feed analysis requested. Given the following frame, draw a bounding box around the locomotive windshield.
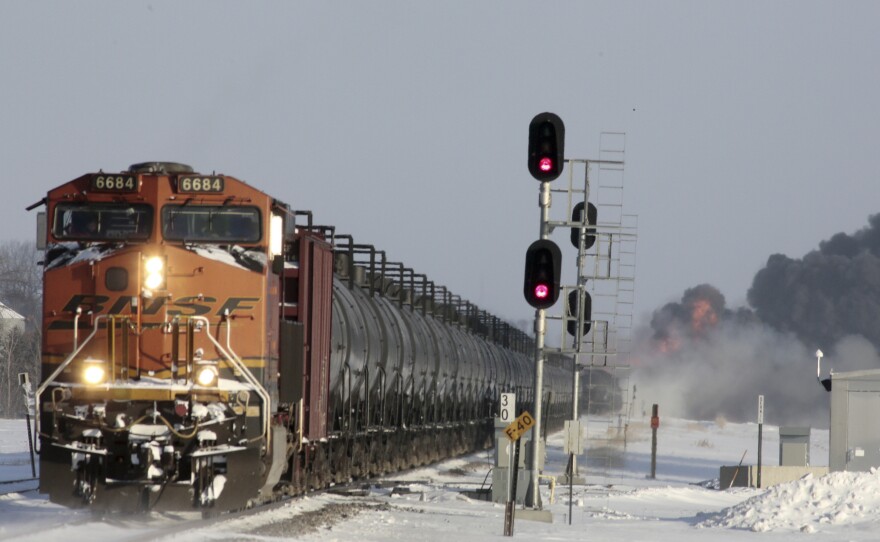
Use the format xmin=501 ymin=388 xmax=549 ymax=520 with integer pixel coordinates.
xmin=162 ymin=205 xmax=261 ymax=243
xmin=53 ymin=203 xmax=153 ymax=241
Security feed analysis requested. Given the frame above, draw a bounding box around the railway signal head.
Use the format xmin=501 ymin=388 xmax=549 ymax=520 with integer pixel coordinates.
xmin=528 ymin=112 xmax=565 ymax=182
xmin=523 ymin=239 xmax=562 ymax=309
xmin=570 ymin=201 xmax=598 ymax=250
xmin=566 ymin=289 xmax=593 ymax=337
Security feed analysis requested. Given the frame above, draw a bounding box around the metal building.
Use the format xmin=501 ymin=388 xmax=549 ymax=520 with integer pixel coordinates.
xmin=829 ymin=369 xmax=880 ymax=472
xmin=779 ymin=427 xmax=810 ymax=467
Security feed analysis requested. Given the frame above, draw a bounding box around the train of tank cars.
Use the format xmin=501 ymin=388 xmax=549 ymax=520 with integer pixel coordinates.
xmin=28 ymin=162 xmax=605 ymax=513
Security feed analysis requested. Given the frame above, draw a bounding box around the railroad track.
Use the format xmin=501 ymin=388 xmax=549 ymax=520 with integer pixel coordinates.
xmin=0 ymin=477 xmax=39 ymax=497
xmin=0 ymin=453 xmax=491 ymax=541
xmin=0 ymin=476 xmax=390 ymax=541
xmin=89 ymin=502 xmax=291 ymax=542
xmin=0 ymin=477 xmax=38 ymax=485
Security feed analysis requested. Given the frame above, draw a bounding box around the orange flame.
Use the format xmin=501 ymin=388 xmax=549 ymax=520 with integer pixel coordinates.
xmin=657 ymin=335 xmax=682 ymax=354
xmin=690 ymin=299 xmax=719 ymax=333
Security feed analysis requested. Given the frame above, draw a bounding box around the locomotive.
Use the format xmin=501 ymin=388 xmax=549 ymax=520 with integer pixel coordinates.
xmin=30 ymin=162 xmax=575 ymax=512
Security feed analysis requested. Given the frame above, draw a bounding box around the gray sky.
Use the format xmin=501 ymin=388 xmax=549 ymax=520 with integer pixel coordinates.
xmin=2 ymin=1 xmax=878 ymax=327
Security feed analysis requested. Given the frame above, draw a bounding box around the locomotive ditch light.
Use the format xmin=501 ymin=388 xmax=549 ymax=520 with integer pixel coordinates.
xmin=143 ymin=256 xmax=166 ymax=291
xmin=82 ymin=358 xmax=108 ymax=385
xmin=194 ymin=361 xmax=219 ymax=388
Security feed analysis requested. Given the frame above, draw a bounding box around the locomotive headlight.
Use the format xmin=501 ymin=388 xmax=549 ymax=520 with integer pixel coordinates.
xmin=194 ymin=361 xmax=219 ymax=387
xmin=144 ymin=256 xmax=165 ymax=290
xmin=82 ymin=359 xmax=107 ymax=385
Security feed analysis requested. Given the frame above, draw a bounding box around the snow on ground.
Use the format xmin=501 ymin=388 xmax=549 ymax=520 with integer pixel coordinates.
xmin=697 ymin=469 xmax=880 ymax=533
xmin=0 ymin=420 xmax=35 ymax=489
xmin=1 ymin=414 xmax=879 ymax=541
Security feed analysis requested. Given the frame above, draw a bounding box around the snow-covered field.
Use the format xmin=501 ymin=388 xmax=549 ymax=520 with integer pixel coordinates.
xmin=3 ymin=415 xmax=880 ymax=541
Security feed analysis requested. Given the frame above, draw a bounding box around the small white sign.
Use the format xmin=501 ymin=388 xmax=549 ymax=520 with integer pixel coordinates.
xmin=500 ymin=393 xmax=515 ymax=423
xmin=758 ymin=395 xmax=765 ymax=424
xmin=563 ymin=420 xmax=584 ymax=455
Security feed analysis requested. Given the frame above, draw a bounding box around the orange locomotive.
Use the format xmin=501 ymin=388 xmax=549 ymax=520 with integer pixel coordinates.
xmin=31 ymin=162 xmax=572 ymax=512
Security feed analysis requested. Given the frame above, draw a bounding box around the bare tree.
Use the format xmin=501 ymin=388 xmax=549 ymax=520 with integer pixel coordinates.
xmin=0 ymin=327 xmax=39 ymax=417
xmin=0 ymin=240 xmax=42 ymax=326
xmin=1 ymin=330 xmax=17 ymax=415
xmin=0 ymin=240 xmax=42 ymax=417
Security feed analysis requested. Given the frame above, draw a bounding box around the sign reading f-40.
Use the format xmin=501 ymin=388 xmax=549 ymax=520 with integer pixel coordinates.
xmin=504 ymin=411 xmax=535 ymax=442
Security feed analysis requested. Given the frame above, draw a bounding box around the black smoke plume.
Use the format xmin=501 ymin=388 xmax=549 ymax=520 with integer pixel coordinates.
xmin=748 ymin=213 xmax=880 ymax=353
xmin=634 ymin=214 xmax=880 ymax=426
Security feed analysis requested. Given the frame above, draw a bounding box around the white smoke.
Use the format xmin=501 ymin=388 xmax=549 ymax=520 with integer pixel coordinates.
xmin=633 ymin=307 xmax=880 ymax=429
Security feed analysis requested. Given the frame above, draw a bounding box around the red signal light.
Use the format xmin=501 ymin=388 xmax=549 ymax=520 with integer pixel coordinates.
xmin=538 ymin=156 xmax=553 ymax=172
xmin=534 ymin=284 xmax=550 ymax=299
xmin=538 ymin=157 xmax=553 ymax=172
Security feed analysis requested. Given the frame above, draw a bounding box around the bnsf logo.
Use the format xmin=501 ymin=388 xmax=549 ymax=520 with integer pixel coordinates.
xmin=49 ymin=295 xmax=261 ymax=329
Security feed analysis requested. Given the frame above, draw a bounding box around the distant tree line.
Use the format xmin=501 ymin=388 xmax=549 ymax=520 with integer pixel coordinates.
xmin=0 ymin=240 xmax=41 ymax=418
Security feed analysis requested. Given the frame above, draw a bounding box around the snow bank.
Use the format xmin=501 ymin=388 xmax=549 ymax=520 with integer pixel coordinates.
xmin=698 ymin=469 xmax=880 ymax=532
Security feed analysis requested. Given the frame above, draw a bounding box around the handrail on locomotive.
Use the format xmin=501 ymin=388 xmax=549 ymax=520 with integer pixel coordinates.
xmin=34 ymin=310 xmax=271 ymax=452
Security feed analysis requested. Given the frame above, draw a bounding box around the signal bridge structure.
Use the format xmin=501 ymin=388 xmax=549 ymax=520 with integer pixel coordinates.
xmin=545 ymin=135 xmax=636 ymax=362
xmin=542 ymin=133 xmax=637 ymax=480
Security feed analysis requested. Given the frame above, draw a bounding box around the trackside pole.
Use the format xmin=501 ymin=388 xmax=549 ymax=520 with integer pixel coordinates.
xmin=503 ymin=412 xmax=534 ymax=536
xmin=571 ymin=364 xmax=579 ymax=477
xmin=503 ymin=438 xmax=521 ymax=536
xmin=529 ymin=180 xmax=551 ymax=509
xmin=650 ymin=404 xmax=659 ymax=479
xmin=567 ymin=454 xmax=574 ymax=525
xmin=529 ymin=308 xmax=545 ymax=508
xmin=19 ymin=373 xmax=36 ymax=477
xmin=757 ymin=395 xmax=764 ymax=488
